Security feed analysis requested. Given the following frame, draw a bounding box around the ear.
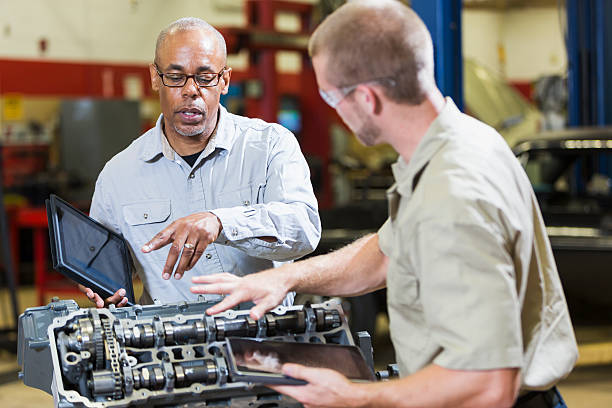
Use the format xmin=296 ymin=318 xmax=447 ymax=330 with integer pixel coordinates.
xmin=220 ymin=67 xmax=232 ymax=95
xmin=149 ymin=63 xmax=161 ymax=92
xmin=353 ymin=84 xmax=380 ymax=115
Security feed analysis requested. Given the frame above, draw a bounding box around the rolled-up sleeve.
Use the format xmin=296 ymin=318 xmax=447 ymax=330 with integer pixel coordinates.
xmin=377 ymin=218 xmax=393 ymax=257
xmin=413 ymin=219 xmax=524 ymax=371
xmin=211 ymin=128 xmax=321 ymax=262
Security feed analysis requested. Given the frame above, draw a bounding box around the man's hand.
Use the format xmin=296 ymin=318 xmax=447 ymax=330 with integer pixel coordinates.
xmin=141 ymin=212 xmax=222 ymax=280
xmin=78 ymin=284 xmax=129 ymax=308
xmin=191 ymin=270 xmax=291 ymax=320
xmin=270 ymin=364 xmax=365 ymax=408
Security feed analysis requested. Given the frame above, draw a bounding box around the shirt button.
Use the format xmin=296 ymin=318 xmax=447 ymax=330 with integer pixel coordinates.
xmin=189 ymin=173 xmax=195 ymax=179
xmin=143 ymin=213 xmax=148 ymax=219
xmin=232 ymin=228 xmax=238 ymax=237
xmin=243 ymin=200 xmax=250 ymax=206
xmin=205 ymin=253 xmax=212 ymax=260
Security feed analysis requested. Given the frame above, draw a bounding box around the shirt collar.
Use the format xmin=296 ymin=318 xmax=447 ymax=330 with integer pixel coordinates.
xmin=212 ymin=105 xmax=233 ymax=152
xmin=139 ymin=115 xmax=165 ymax=162
xmin=391 ymin=97 xmax=461 ymax=196
xmin=139 ymin=105 xmax=233 ymax=162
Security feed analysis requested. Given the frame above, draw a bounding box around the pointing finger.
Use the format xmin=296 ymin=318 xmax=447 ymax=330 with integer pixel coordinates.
xmin=142 ymin=226 xmax=175 ymax=253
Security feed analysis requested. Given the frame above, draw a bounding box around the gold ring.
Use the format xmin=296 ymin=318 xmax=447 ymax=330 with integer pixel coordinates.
xmin=183 ymin=243 xmax=195 ymax=249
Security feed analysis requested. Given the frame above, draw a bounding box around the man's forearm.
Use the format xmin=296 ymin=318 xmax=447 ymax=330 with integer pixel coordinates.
xmin=212 ymin=201 xmax=321 ymax=261
xmin=354 ymin=365 xmax=520 ymax=408
xmin=282 ymin=233 xmax=387 ymax=297
xmin=192 ymin=233 xmax=387 ymax=318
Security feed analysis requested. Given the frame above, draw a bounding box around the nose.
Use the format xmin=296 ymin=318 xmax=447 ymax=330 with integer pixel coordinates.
xmin=182 ymin=76 xmax=201 ymax=98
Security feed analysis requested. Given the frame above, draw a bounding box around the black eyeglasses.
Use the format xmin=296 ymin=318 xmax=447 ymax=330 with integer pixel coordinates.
xmin=154 ymin=64 xmax=227 ymax=88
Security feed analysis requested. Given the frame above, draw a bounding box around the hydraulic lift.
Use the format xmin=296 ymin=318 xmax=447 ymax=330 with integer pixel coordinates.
xmin=566 ymin=0 xmax=612 ymax=127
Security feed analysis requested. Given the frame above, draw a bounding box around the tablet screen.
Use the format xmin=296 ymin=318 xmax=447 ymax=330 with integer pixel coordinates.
xmin=226 ymin=338 xmax=375 ymax=383
xmin=47 ymin=194 xmax=135 ymax=305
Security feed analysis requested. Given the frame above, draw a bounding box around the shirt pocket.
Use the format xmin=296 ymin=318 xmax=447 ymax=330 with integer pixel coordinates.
xmin=218 ymin=183 xmax=263 ymax=207
xmin=387 ymin=267 xmax=429 ymax=353
xmin=122 ymin=199 xmax=171 ymax=226
xmin=386 ymin=259 xmax=420 ymax=309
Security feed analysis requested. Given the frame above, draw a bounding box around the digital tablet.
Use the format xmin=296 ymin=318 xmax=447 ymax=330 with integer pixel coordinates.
xmin=46 ymin=194 xmax=135 ymax=306
xmin=225 ymin=338 xmax=375 ymax=385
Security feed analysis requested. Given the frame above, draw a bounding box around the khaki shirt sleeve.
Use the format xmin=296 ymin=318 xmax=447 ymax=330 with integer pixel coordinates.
xmin=412 ymin=219 xmax=524 ymax=371
xmin=377 ymin=218 xmax=393 ymax=257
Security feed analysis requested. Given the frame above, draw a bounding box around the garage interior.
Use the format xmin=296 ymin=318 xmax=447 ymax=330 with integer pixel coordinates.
xmin=1 ymin=0 xmax=612 ymax=406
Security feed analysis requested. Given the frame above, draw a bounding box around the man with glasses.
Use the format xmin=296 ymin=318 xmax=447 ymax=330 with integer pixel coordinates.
xmin=80 ymin=17 xmax=320 ymax=308
xmin=191 ymin=1 xmax=577 ymax=407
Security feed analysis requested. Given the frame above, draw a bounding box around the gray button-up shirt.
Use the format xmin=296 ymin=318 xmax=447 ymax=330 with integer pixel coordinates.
xmin=90 ymin=106 xmax=321 ymax=304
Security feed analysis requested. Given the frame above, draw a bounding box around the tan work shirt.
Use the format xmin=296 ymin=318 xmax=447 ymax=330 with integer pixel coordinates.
xmin=378 ymin=98 xmax=578 ymax=390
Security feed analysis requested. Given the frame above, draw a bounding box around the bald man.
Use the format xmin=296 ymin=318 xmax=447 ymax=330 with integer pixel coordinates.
xmin=81 ymin=17 xmax=320 ymax=307
xmin=191 ymin=2 xmax=577 ymax=407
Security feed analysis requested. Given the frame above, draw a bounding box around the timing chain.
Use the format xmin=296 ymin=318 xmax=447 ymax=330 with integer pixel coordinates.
xmin=91 ymin=312 xmax=104 ymax=370
xmin=102 ymin=317 xmax=123 ymax=400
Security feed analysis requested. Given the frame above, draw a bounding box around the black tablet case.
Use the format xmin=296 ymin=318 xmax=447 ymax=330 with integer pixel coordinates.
xmin=46 ymin=194 xmax=136 ymax=306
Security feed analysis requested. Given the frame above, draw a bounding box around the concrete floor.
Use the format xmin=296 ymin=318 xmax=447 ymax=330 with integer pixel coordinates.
xmin=2 ymin=287 xmax=612 ymax=407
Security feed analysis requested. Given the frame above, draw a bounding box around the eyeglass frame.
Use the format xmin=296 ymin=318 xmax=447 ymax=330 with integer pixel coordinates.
xmin=154 ymin=63 xmax=228 ymax=88
xmin=318 ymin=77 xmax=397 ymax=109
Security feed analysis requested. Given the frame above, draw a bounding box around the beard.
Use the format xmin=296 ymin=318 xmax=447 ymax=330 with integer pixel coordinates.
xmin=173 ymin=110 xmax=207 ymax=137
xmin=352 ymin=108 xmax=382 ymax=147
xmin=174 ymin=123 xmax=205 ymax=137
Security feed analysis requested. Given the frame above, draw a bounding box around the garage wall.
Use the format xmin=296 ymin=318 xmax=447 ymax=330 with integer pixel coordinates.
xmin=463 ymin=6 xmax=567 ymax=81
xmin=503 ymin=7 xmax=567 ymax=80
xmin=462 ymin=9 xmax=503 ymax=74
xmin=0 ymin=1 xmax=568 ymax=81
xmin=0 ymin=0 xmax=244 ymax=62
xmin=0 ymin=0 xmax=311 ymax=71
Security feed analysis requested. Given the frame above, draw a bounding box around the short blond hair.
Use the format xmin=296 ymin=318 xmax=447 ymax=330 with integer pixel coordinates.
xmin=308 ymin=0 xmax=435 ymax=105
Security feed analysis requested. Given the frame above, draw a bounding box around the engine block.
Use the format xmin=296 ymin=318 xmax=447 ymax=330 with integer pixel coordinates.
xmin=18 ymin=298 xmax=366 ymax=408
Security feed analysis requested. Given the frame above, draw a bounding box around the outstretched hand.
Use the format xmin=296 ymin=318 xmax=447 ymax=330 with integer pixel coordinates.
xmin=141 ymin=212 xmax=222 ymax=280
xmin=190 ymin=271 xmax=291 ymax=320
xmin=270 ymin=364 xmax=364 ymax=408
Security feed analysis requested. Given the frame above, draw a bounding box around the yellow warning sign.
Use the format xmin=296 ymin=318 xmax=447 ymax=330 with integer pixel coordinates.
xmin=3 ymin=94 xmax=24 ymax=120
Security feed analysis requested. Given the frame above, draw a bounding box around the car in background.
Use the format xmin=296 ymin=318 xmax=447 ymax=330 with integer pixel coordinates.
xmin=464 ymin=58 xmax=543 ymax=147
xmin=513 ymin=127 xmax=612 ymax=322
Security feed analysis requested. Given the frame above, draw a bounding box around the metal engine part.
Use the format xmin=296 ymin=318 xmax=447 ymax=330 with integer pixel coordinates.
xmin=18 ymin=297 xmax=360 ymax=407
